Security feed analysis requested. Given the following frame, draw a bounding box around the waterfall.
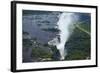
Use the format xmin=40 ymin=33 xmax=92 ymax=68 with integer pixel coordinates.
xmin=56 ymin=12 xmax=78 ymax=60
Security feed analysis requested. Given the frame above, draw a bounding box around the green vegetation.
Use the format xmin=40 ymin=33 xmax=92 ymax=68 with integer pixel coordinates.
xmin=32 ymin=47 xmax=52 ymax=59
xmin=75 ymin=21 xmax=90 ymax=35
xmin=66 ymin=50 xmax=87 ymax=60
xmin=65 ymin=22 xmax=90 ymax=60
xmin=50 ymin=46 xmax=61 ymax=60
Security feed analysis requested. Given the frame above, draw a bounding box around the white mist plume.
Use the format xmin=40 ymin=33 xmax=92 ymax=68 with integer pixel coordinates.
xmin=56 ymin=12 xmax=78 ymax=60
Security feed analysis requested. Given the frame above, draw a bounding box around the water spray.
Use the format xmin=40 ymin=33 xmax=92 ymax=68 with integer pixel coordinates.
xmin=56 ymin=12 xmax=78 ymax=60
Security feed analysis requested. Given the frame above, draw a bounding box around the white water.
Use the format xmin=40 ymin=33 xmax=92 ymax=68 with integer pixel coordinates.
xmin=56 ymin=12 xmax=78 ymax=60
